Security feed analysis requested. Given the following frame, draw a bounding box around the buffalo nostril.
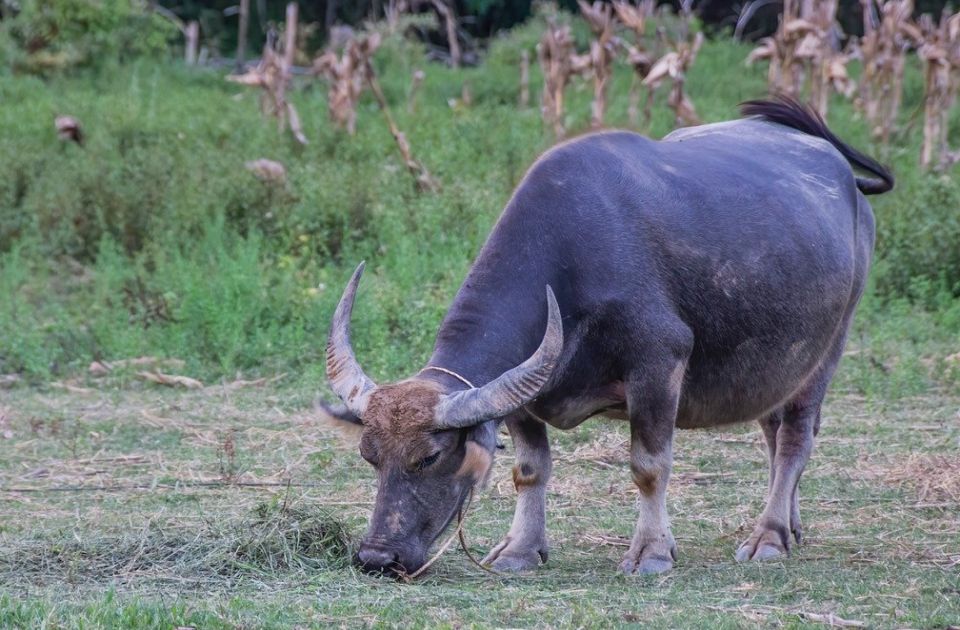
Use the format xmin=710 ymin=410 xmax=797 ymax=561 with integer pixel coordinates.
xmin=356 ymin=545 xmax=401 ymax=575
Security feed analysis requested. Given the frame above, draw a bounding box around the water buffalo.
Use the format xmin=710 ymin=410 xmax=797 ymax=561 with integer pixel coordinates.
xmin=322 ymin=96 xmax=893 ymax=576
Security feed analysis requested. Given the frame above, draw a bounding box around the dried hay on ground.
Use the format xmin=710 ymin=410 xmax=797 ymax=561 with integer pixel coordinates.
xmin=0 ymin=499 xmax=354 ymax=588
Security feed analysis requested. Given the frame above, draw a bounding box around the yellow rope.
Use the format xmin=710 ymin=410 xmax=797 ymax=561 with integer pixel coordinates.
xmin=400 ymin=488 xmax=475 ymax=582
xmin=399 ymin=487 xmax=510 ymax=581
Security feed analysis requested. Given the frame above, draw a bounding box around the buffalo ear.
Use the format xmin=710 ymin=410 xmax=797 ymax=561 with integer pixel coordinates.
xmin=315 ymin=399 xmax=364 ymax=439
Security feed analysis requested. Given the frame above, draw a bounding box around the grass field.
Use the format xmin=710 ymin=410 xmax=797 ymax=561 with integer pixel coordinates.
xmin=2 ymin=7 xmax=960 ymax=628
xmin=1 ymin=382 xmax=958 ymax=628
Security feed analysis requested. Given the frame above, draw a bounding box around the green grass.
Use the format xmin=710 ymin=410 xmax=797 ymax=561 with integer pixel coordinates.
xmin=0 ymin=20 xmax=958 ymax=387
xmin=1 ymin=9 xmax=960 ymax=628
xmin=0 ymin=386 xmax=958 ymax=628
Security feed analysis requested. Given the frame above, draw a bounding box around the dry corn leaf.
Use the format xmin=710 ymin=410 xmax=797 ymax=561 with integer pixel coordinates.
xmin=798 ymin=611 xmax=866 ymax=627
xmin=643 ymin=52 xmax=679 ymax=86
xmin=747 ymin=38 xmax=777 ymax=64
xmin=783 ymin=18 xmax=818 ymax=36
xmin=795 ymin=32 xmax=824 ymax=58
xmin=137 ymin=371 xmax=204 ymax=389
xmin=220 ymin=374 xmax=287 ymax=390
xmin=89 ymin=357 xmax=185 ymax=376
xmin=244 ymin=159 xmax=286 ymax=183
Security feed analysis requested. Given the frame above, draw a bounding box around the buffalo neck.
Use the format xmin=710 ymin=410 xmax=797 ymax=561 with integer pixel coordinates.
xmin=426 ymin=206 xmax=560 ymax=388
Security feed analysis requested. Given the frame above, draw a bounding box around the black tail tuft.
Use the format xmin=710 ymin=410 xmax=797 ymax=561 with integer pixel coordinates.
xmin=739 ymin=95 xmax=894 ymax=195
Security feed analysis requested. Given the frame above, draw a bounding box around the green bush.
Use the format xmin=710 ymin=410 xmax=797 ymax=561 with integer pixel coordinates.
xmin=874 ymin=174 xmax=960 ymax=299
xmin=0 ymin=0 xmax=176 ymax=74
xmin=0 ymin=24 xmax=957 ymax=391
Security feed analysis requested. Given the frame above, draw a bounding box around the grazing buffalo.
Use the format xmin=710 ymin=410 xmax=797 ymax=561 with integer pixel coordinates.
xmin=322 ymin=96 xmax=893 ymax=576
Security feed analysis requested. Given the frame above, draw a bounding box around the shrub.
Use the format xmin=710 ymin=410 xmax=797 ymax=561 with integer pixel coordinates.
xmin=0 ymin=0 xmax=176 ymax=75
xmin=874 ymin=174 xmax=960 ymax=299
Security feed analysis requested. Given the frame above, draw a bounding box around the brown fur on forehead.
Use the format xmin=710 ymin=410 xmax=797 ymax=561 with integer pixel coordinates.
xmin=362 ymin=379 xmax=442 ymax=456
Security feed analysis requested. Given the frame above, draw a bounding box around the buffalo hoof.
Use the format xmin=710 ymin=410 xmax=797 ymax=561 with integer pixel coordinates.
xmin=619 ymin=543 xmax=677 ymax=575
xmin=482 ymin=537 xmax=548 ymax=573
xmin=735 ymin=519 xmax=791 ymax=562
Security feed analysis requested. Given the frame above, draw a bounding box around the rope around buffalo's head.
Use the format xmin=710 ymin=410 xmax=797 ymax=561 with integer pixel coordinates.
xmin=398 ymin=487 xmax=510 ymax=582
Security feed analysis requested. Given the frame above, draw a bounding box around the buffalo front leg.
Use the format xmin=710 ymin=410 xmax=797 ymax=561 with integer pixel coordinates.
xmin=482 ymin=413 xmax=551 ymax=572
xmin=620 ymin=359 xmax=685 ymax=575
xmin=736 ymin=400 xmax=817 ymax=561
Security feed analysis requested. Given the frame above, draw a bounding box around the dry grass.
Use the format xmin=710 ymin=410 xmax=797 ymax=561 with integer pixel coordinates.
xmin=0 ymin=499 xmax=353 ymax=588
xmin=865 ymin=453 xmax=960 ymax=502
xmin=0 ymin=384 xmax=958 ymax=626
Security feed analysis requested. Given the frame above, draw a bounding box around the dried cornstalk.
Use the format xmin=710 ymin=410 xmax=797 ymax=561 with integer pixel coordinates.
xmin=806 ymin=0 xmax=854 ymax=117
xmin=312 ymin=32 xmax=437 ymax=190
xmin=185 ymin=20 xmax=199 ymax=65
xmin=235 ymin=0 xmax=249 ymax=72
xmin=746 ymin=0 xmax=801 ymax=96
xmin=386 ymin=0 xmax=410 ymax=32
xmin=855 ymin=0 xmax=922 ymax=142
xmin=137 ymin=371 xmax=204 ymax=390
xmin=536 ymin=21 xmax=583 ymax=138
xmin=313 ymin=36 xmax=378 ymax=134
xmin=644 ymin=3 xmax=703 ymax=127
xmin=430 ymin=0 xmax=461 ymax=68
xmin=578 ymin=1 xmax=622 ymax=128
xmin=519 ymin=50 xmax=530 ymax=107
xmin=613 ymin=0 xmax=656 ymax=127
xmin=245 ymin=159 xmax=287 ymax=183
xmin=747 ymin=0 xmax=853 ymax=117
xmin=356 ymin=36 xmax=439 ymax=193
xmin=276 ymin=3 xmax=298 ymax=130
xmin=918 ymin=10 xmax=960 ymax=170
xmin=226 ymin=4 xmax=307 ymax=145
xmin=408 ymin=69 xmax=425 ymax=114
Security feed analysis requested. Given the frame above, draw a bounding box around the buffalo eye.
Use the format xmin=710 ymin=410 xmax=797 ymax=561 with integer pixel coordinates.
xmin=414 ymin=451 xmax=442 ymax=472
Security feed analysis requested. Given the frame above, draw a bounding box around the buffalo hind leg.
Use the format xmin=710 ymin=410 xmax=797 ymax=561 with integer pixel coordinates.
xmin=736 ymin=312 xmax=852 ymax=562
xmin=758 ymin=409 xmax=805 ymax=546
xmin=482 ymin=413 xmax=551 ymax=572
xmin=620 ymin=356 xmax=687 ymax=575
xmin=736 ymin=394 xmax=819 ymax=561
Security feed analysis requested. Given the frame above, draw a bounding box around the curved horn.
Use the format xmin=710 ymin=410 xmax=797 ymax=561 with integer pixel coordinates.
xmin=326 ymin=262 xmax=377 ymax=417
xmin=434 ymin=286 xmax=564 ymax=428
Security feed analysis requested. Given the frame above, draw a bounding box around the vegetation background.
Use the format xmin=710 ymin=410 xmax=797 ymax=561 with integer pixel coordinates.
xmin=0 ymin=1 xmax=958 ymax=628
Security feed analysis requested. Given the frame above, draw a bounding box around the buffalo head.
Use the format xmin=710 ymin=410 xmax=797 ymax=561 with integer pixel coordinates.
xmin=324 ymin=262 xmax=562 ymax=576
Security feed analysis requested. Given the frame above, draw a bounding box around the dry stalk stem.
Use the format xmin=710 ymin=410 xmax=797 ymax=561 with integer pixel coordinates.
xmin=578 ymin=1 xmax=621 ymax=128
xmin=918 ymin=10 xmax=960 ymax=170
xmin=747 ymin=0 xmax=853 ymax=117
xmin=807 ymin=0 xmax=854 ymax=117
xmin=314 ymin=37 xmax=378 ymax=135
xmin=855 ymin=0 xmax=922 ymax=141
xmin=643 ymin=2 xmax=703 ymax=127
xmin=408 ymin=69 xmax=425 ymax=114
xmin=519 ymin=49 xmax=530 ymax=107
xmin=362 ymin=54 xmax=440 ymax=193
xmin=313 ymin=31 xmax=438 ymax=191
xmin=430 ymin=0 xmax=461 ymax=68
xmin=614 ymin=0 xmax=656 ymax=127
xmin=236 ymin=0 xmax=250 ymax=72
xmin=185 ymin=21 xmax=199 ymax=65
xmin=277 ymin=3 xmax=301 ymax=141
xmin=226 ymin=3 xmax=307 ymax=145
xmin=536 ymin=20 xmax=581 ymax=138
